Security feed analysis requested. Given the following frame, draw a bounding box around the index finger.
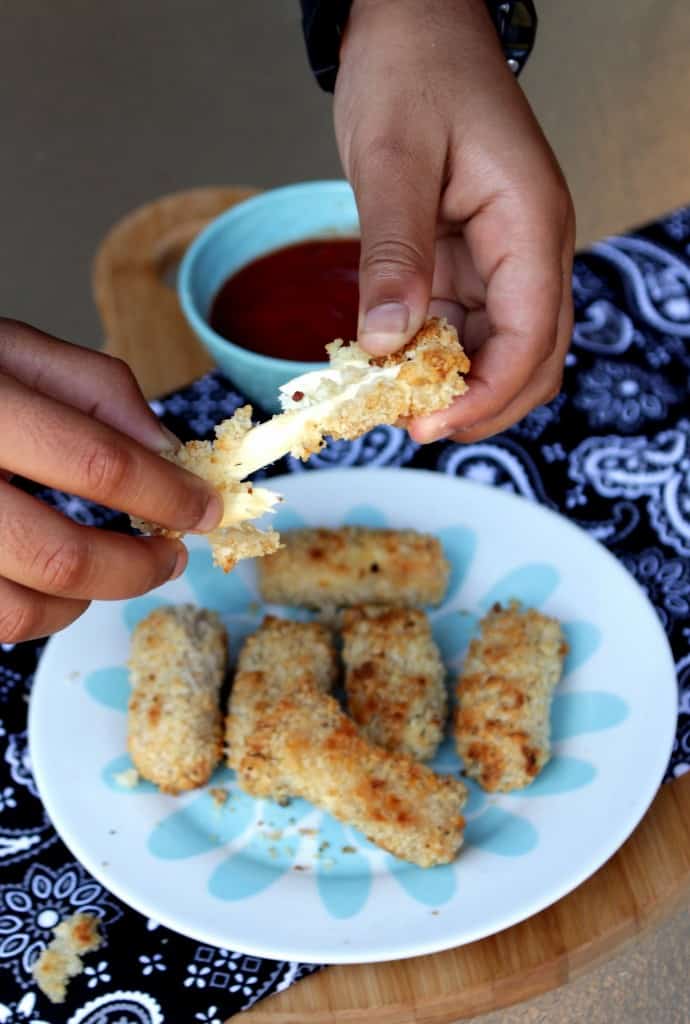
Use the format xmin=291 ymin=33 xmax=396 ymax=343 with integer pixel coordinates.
xmin=0 ymin=318 xmax=176 ymax=453
xmin=0 ymin=374 xmax=222 ymax=533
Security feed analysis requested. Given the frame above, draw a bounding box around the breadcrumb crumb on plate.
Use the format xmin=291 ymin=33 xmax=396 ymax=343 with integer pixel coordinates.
xmin=239 ymin=678 xmax=466 ymax=867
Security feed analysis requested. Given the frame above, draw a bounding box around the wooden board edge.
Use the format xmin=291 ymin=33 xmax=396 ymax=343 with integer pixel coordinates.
xmin=240 ymin=773 xmax=690 ymax=1024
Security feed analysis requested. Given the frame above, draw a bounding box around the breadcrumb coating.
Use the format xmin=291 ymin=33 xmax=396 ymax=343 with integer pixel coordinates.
xmin=31 ymin=913 xmax=102 ymax=1004
xmin=128 ymin=605 xmax=227 ymax=794
xmin=342 ymin=606 xmax=447 ymax=761
xmin=226 ymin=617 xmax=338 ymax=803
xmin=455 ymin=601 xmax=567 ymax=792
xmin=132 ymin=318 xmax=469 ymax=572
xmin=258 ymin=527 xmax=449 ymax=609
xmin=243 ymin=679 xmax=466 ymax=867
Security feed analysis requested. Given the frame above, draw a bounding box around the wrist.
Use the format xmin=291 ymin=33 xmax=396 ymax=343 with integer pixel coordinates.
xmin=301 ymin=0 xmax=537 ymax=92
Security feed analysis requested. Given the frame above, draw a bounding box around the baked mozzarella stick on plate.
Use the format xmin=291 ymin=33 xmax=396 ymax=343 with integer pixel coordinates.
xmin=342 ymin=606 xmax=447 ymax=761
xmin=127 ymin=605 xmax=227 ymax=794
xmin=226 ymin=617 xmax=338 ymax=804
xmin=455 ymin=601 xmax=568 ymax=792
xmin=258 ymin=527 xmax=449 ymax=609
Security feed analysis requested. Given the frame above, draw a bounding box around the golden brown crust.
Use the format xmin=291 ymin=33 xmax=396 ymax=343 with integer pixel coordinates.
xmin=131 ymin=319 xmax=469 ymax=573
xmin=130 ymin=406 xmax=282 ymax=573
xmin=226 ymin=617 xmax=338 ymax=803
xmin=258 ymin=527 xmax=449 ymax=609
xmin=128 ymin=605 xmax=227 ymax=794
xmin=320 ymin=317 xmax=469 ymax=442
xmin=243 ymin=679 xmax=465 ymax=867
xmin=454 ymin=601 xmax=567 ymax=792
xmin=342 ymin=606 xmax=447 ymax=761
xmin=31 ymin=913 xmax=102 ymax=1004
xmin=206 ymin=522 xmax=281 ymax=572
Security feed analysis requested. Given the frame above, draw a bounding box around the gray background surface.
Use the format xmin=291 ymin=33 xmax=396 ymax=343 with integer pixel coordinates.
xmin=2 ymin=1 xmax=689 ymax=349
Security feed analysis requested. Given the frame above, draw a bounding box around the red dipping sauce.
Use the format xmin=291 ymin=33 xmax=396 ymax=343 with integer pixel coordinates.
xmin=209 ymin=238 xmax=361 ymax=362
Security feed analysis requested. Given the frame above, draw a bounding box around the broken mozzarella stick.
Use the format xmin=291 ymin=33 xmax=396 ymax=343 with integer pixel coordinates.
xmin=132 ymin=318 xmax=469 ymax=572
xmin=342 ymin=606 xmax=447 ymax=761
xmin=455 ymin=602 xmax=568 ymax=792
xmin=258 ymin=527 xmax=449 ymax=609
xmin=226 ymin=617 xmax=338 ymax=803
xmin=243 ymin=679 xmax=466 ymax=867
xmin=128 ymin=605 xmax=227 ymax=794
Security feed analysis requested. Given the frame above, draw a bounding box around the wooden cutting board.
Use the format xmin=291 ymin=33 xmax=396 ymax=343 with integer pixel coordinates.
xmin=93 ymin=187 xmax=690 ymax=1024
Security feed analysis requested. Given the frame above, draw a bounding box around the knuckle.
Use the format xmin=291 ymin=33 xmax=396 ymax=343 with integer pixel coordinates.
xmin=353 ymin=133 xmax=415 ymax=182
xmin=0 ymin=601 xmax=38 ymax=644
xmin=105 ymin=355 xmax=139 ymax=392
xmin=362 ymin=134 xmax=414 ymax=170
xmin=361 ymin=236 xmax=426 ymax=280
xmin=32 ymin=539 xmax=90 ymax=593
xmin=80 ymin=441 xmax=131 ymax=500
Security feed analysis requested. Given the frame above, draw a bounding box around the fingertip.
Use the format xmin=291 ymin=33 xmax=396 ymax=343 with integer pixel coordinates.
xmin=158 ymin=425 xmax=182 ymax=453
xmin=169 ymin=541 xmax=188 ymax=580
xmin=407 ymin=414 xmax=451 ymax=445
xmin=359 ymin=302 xmax=410 ymax=355
xmin=190 ymin=490 xmax=224 ymax=534
xmin=144 ymin=423 xmax=182 ymax=455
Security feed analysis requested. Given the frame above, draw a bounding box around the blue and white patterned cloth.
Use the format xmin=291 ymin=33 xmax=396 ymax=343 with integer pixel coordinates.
xmin=1 ymin=206 xmax=690 ymax=1022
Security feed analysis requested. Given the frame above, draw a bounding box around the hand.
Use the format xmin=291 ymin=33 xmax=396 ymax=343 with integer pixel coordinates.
xmin=334 ymin=0 xmax=575 ymax=442
xmin=0 ymin=320 xmax=223 ymax=643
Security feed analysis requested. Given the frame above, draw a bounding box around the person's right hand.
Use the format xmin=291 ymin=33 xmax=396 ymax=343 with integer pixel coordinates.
xmin=0 ymin=319 xmax=223 ymax=643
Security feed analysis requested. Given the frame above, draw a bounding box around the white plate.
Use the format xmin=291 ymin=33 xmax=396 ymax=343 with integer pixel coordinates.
xmin=28 ymin=468 xmax=677 ymax=964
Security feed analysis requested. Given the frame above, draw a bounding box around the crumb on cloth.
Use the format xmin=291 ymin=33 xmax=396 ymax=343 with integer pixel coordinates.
xmin=31 ymin=912 xmax=102 ymax=1004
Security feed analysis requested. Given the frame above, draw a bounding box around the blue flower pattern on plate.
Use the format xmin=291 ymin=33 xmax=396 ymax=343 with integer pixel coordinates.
xmin=84 ymin=506 xmax=628 ymax=918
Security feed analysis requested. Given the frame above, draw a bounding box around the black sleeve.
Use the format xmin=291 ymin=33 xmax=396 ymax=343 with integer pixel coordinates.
xmin=299 ymin=0 xmax=538 ymax=92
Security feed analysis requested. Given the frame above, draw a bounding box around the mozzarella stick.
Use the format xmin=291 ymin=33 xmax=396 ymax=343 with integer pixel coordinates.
xmin=132 ymin=318 xmax=469 ymax=572
xmin=128 ymin=605 xmax=227 ymax=794
xmin=243 ymin=680 xmax=466 ymax=867
xmin=226 ymin=617 xmax=338 ymax=803
xmin=342 ymin=606 xmax=447 ymax=761
xmin=455 ymin=602 xmax=568 ymax=792
xmin=258 ymin=527 xmax=449 ymax=609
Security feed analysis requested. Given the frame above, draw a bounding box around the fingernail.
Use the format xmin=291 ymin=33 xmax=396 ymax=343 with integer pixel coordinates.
xmin=157 ymin=425 xmax=182 ymax=452
xmin=194 ymin=491 xmax=224 ymax=533
xmin=414 ymin=421 xmax=451 ymax=444
xmin=426 ymin=429 xmax=451 ymax=444
xmin=169 ymin=543 xmax=188 ymax=579
xmin=361 ymin=302 xmax=410 ymax=353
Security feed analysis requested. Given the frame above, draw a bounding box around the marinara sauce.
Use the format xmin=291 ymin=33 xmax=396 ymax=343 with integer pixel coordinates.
xmin=209 ymin=237 xmax=361 ymax=362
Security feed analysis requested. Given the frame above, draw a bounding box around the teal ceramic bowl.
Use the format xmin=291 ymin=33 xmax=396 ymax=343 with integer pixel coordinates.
xmin=178 ymin=180 xmax=359 ymax=413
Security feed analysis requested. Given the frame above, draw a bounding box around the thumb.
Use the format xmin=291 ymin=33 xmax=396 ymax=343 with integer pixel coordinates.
xmin=353 ymin=144 xmax=441 ymax=355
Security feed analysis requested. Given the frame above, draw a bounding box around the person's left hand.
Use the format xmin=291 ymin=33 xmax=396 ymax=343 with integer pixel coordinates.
xmin=334 ymin=0 xmax=575 ymax=443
